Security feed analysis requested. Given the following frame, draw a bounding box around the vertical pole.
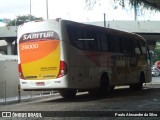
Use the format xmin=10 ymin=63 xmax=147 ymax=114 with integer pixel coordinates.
xmin=30 ymin=0 xmax=32 ymax=15
xmin=29 ymin=0 xmax=32 ymax=21
xmin=104 ymin=13 xmax=106 ymax=27
xmin=46 ymin=0 xmax=49 ymax=19
xmin=134 ymin=1 xmax=137 ymax=21
xmin=18 ymin=85 xmax=21 ymax=102
xmin=6 ymin=40 xmax=12 ymax=55
xmin=15 ymin=18 xmax=17 ymax=26
xmin=4 ymin=80 xmax=6 ymax=104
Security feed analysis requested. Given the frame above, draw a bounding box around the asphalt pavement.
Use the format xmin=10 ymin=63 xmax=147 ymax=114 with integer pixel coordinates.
xmin=0 ymin=76 xmax=159 ymax=105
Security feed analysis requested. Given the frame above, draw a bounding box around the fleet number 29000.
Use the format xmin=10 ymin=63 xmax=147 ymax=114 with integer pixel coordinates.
xmin=21 ymin=44 xmax=38 ymax=50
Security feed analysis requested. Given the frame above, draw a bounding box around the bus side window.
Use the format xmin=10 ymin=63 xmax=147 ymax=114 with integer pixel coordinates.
xmin=134 ymin=39 xmax=142 ymax=55
xmin=76 ymin=28 xmax=85 ymax=49
xmin=97 ymin=32 xmax=102 ymax=51
xmin=120 ymin=38 xmax=126 ymax=53
xmin=83 ymin=30 xmax=90 ymax=50
xmin=140 ymin=40 xmax=147 ymax=54
xmin=100 ymin=32 xmax=108 ymax=52
xmin=83 ymin=29 xmax=97 ymax=51
xmin=113 ymin=36 xmax=121 ymax=53
xmin=126 ymin=39 xmax=134 ymax=54
xmin=140 ymin=40 xmax=151 ymax=63
xmin=67 ymin=25 xmax=84 ymax=49
xmin=88 ymin=30 xmax=97 ymax=51
xmin=108 ymin=35 xmax=119 ymax=53
xmin=121 ymin=38 xmax=133 ymax=54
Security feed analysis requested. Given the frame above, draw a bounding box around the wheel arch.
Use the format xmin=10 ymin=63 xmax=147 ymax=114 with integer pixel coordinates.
xmin=100 ymin=72 xmax=110 ymax=85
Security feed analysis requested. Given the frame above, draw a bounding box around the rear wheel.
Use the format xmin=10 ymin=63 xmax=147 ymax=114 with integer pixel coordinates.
xmin=59 ymin=89 xmax=77 ymax=99
xmin=99 ymin=74 xmax=110 ymax=97
xmin=109 ymin=86 xmax=115 ymax=93
xmin=89 ymin=74 xmax=110 ymax=97
xmin=130 ymin=74 xmax=144 ymax=90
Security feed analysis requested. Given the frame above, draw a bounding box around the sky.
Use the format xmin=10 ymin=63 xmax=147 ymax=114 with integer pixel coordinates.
xmin=0 ymin=0 xmax=160 ymax=26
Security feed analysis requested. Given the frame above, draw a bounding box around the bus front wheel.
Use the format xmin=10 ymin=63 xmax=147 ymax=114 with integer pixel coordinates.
xmin=59 ymin=89 xmax=77 ymax=99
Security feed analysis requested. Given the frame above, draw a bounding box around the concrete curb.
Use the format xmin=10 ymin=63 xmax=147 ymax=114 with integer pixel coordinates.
xmin=0 ymin=92 xmax=59 ymax=105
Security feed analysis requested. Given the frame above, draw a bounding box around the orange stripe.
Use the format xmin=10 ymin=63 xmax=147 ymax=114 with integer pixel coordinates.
xmin=19 ymin=40 xmax=59 ymax=64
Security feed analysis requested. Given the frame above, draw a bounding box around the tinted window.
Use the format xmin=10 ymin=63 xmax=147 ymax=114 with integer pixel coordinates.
xmin=85 ymin=30 xmax=97 ymax=51
xmin=67 ymin=25 xmax=84 ymax=49
xmin=140 ymin=40 xmax=147 ymax=54
xmin=120 ymin=38 xmax=133 ymax=54
xmin=108 ymin=35 xmax=122 ymax=53
xmin=134 ymin=39 xmax=142 ymax=55
xmin=100 ymin=33 xmax=108 ymax=52
xmin=67 ymin=25 xmax=97 ymax=51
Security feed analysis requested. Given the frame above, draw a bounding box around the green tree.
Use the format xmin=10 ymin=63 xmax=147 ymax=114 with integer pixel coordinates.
xmin=154 ymin=42 xmax=160 ymax=63
xmin=7 ymin=15 xmax=43 ymax=26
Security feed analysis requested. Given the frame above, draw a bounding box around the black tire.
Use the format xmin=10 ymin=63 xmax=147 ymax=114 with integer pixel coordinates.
xmin=130 ymin=74 xmax=144 ymax=90
xmin=89 ymin=74 xmax=110 ymax=97
xmin=59 ymin=89 xmax=77 ymax=99
xmin=99 ymin=74 xmax=110 ymax=96
xmin=109 ymin=86 xmax=115 ymax=92
xmin=136 ymin=74 xmax=144 ymax=90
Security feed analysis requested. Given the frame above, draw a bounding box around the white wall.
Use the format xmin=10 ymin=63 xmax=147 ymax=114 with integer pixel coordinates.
xmin=0 ymin=55 xmax=53 ymax=103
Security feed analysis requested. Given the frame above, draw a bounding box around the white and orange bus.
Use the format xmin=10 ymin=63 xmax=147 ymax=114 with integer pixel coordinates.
xmin=17 ymin=19 xmax=151 ymax=98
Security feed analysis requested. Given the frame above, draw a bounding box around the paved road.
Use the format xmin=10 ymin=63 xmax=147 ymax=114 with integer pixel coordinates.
xmin=0 ymin=79 xmax=160 ymax=120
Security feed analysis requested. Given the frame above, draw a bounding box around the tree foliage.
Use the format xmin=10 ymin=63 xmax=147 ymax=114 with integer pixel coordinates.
xmin=85 ymin=0 xmax=160 ymax=11
xmin=7 ymin=15 xmax=43 ymax=26
xmin=85 ymin=0 xmax=160 ymax=20
xmin=154 ymin=42 xmax=160 ymax=62
xmin=85 ymin=0 xmax=99 ymax=10
xmin=115 ymin=0 xmax=160 ymax=10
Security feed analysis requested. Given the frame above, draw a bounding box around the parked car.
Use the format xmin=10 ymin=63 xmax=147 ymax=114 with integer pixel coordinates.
xmin=152 ymin=67 xmax=160 ymax=77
